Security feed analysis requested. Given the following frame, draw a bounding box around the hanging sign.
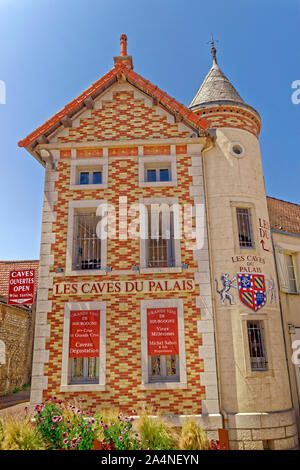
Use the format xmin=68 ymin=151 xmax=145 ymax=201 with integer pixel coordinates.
xmin=147 ymin=307 xmax=179 ymax=356
xmin=69 ymin=310 xmax=100 ymax=358
xmin=8 ymin=269 xmax=35 ymax=305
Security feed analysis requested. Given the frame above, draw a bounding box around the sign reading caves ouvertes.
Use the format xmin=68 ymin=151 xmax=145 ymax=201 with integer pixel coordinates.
xmin=8 ymin=269 xmax=35 ymax=305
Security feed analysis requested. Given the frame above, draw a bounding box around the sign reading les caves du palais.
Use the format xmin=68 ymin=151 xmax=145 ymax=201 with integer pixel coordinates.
xmin=8 ymin=269 xmax=35 ymax=305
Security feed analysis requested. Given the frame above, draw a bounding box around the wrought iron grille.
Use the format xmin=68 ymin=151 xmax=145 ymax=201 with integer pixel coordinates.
xmin=236 ymin=208 xmax=254 ymax=248
xmin=247 ymin=321 xmax=268 ymax=370
xmin=73 ymin=213 xmax=101 ymax=270
xmin=146 ymin=209 xmax=175 ymax=268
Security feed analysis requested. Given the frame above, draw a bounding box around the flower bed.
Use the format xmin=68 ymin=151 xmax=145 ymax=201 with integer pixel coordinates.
xmin=0 ymin=397 xmax=220 ymax=450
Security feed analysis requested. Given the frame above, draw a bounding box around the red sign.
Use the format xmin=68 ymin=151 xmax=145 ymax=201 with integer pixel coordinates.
xmin=8 ymin=269 xmax=35 ymax=305
xmin=147 ymin=307 xmax=179 ymax=356
xmin=69 ymin=310 xmax=100 ymax=358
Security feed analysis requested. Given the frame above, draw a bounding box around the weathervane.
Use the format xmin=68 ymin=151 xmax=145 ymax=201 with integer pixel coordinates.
xmin=207 ymin=33 xmax=218 ymax=64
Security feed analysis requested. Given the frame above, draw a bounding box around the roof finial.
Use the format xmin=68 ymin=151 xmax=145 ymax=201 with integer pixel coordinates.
xmin=120 ymin=34 xmax=128 ymax=56
xmin=207 ymin=33 xmax=218 ymax=65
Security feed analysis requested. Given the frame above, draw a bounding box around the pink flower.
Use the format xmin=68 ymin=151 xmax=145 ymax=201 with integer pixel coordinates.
xmin=62 ymin=433 xmax=67 ymax=438
xmin=119 ymin=436 xmax=123 ymax=441
xmin=63 ymin=438 xmax=68 ymax=445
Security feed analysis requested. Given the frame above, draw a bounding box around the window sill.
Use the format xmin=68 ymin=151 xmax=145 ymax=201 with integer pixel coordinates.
xmin=60 ymin=384 xmax=106 ymax=392
xmin=244 ymin=369 xmax=274 ymax=379
xmin=69 ymin=184 xmax=108 ymax=190
xmin=141 ymin=382 xmax=188 ymax=390
xmin=65 ymin=269 xmax=107 ymax=277
xmin=140 ymin=267 xmax=182 ymax=274
xmin=139 ymin=181 xmax=177 ymax=188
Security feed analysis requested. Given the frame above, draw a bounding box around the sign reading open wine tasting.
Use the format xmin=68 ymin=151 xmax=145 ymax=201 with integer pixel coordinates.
xmin=69 ymin=310 xmax=100 ymax=358
xmin=8 ymin=269 xmax=35 ymax=305
xmin=147 ymin=307 xmax=179 ymax=356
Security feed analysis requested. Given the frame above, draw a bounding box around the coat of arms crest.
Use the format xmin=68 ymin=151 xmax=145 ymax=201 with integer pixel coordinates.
xmin=237 ymin=273 xmax=267 ymax=311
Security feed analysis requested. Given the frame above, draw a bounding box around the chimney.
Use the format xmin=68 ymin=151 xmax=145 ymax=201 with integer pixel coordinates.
xmin=114 ymin=34 xmax=133 ymax=69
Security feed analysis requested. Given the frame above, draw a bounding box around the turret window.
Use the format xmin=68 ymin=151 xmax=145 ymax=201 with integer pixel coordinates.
xmin=236 ymin=208 xmax=254 ymax=248
xmin=247 ymin=320 xmax=268 ymax=371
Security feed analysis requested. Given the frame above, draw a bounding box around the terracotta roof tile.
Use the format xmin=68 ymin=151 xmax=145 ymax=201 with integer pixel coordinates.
xmin=18 ymin=63 xmax=210 ymax=148
xmin=267 ymin=197 xmax=300 ymax=235
xmin=0 ymin=260 xmax=39 ymax=299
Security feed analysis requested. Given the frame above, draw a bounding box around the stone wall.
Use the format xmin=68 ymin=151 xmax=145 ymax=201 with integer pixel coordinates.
xmin=0 ymin=301 xmax=35 ymax=395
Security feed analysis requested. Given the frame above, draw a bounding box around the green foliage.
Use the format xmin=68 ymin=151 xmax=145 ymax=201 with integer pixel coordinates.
xmin=136 ymin=412 xmax=179 ymax=450
xmin=179 ymin=418 xmax=211 ymax=450
xmin=1 ymin=417 xmax=45 ymax=450
xmin=95 ymin=410 xmax=144 ymax=450
xmin=34 ymin=398 xmax=98 ymax=450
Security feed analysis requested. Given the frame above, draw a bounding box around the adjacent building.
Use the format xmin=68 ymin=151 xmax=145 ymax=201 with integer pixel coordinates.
xmin=0 ymin=260 xmax=38 ymax=395
xmin=18 ymin=35 xmax=298 ymax=449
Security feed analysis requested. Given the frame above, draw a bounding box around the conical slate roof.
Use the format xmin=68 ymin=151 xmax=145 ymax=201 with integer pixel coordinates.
xmin=189 ymin=59 xmax=245 ymax=110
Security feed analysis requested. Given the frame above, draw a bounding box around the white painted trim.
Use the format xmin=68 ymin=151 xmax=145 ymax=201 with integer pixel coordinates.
xmin=139 ymin=197 xmax=181 ymax=270
xmin=140 ymin=298 xmax=187 ymax=389
xmin=69 ymin=157 xmax=108 ymax=189
xmin=60 ymin=301 xmax=106 ymax=391
xmin=65 ymin=199 xmax=108 ymax=276
xmin=138 ymin=155 xmax=177 ymax=187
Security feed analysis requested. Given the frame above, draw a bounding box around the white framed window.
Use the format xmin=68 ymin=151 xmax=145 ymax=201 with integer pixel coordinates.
xmin=247 ymin=320 xmax=268 ymax=371
xmin=138 ymin=155 xmax=177 ymax=187
xmin=285 ymin=253 xmax=298 ymax=293
xmin=139 ymin=197 xmax=182 ymax=274
xmin=66 ymin=200 xmax=107 ymax=276
xmin=140 ymin=298 xmax=187 ymax=390
xmin=61 ymin=301 xmax=106 ymax=392
xmin=275 ymin=246 xmax=299 ymax=294
xmin=70 ymin=157 xmax=108 ymax=190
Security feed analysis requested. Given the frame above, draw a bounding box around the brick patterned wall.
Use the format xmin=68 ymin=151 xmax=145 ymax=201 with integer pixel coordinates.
xmin=38 ymin=84 xmax=209 ymax=415
xmin=195 ymin=106 xmax=260 ymax=137
xmin=43 ymin=149 xmax=206 ymax=414
xmin=58 ymin=90 xmax=190 ymax=143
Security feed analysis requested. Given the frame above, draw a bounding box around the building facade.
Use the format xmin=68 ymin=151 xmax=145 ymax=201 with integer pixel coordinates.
xmin=19 ymin=36 xmax=298 ymax=449
xmin=268 ymin=197 xmax=300 ymax=439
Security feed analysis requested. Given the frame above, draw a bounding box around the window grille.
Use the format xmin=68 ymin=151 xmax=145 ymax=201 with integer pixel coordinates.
xmin=236 ymin=208 xmax=254 ymax=248
xmin=146 ymin=207 xmax=175 ymax=268
xmin=247 ymin=321 xmax=268 ymax=370
xmin=73 ymin=213 xmax=101 ymax=270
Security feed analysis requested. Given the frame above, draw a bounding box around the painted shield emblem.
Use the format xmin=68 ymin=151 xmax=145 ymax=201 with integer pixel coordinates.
xmin=237 ymin=274 xmax=266 ymax=311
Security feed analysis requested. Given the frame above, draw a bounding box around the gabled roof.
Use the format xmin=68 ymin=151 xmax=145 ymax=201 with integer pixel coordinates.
xmin=267 ymin=197 xmax=300 ymax=236
xmin=0 ymin=260 xmax=39 ymax=299
xmin=18 ymin=62 xmax=211 ymax=149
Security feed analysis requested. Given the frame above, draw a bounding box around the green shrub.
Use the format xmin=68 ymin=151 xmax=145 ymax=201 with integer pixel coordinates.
xmin=34 ymin=398 xmax=98 ymax=450
xmin=1 ymin=417 xmax=45 ymax=450
xmin=136 ymin=412 xmax=178 ymax=450
xmin=179 ymin=418 xmax=211 ymax=450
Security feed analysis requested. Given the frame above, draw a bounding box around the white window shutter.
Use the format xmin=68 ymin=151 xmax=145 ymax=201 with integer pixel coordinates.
xmin=275 ymin=246 xmax=289 ymax=292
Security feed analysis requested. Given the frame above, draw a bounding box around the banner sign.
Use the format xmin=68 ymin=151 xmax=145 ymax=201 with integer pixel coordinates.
xmin=54 ymin=279 xmax=194 ymax=296
xmin=69 ymin=310 xmax=100 ymax=358
xmin=147 ymin=307 xmax=179 ymax=356
xmin=8 ymin=269 xmax=35 ymax=305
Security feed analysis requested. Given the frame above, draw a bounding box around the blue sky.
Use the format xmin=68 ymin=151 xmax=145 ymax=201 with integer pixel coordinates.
xmin=0 ymin=0 xmax=299 ymax=260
